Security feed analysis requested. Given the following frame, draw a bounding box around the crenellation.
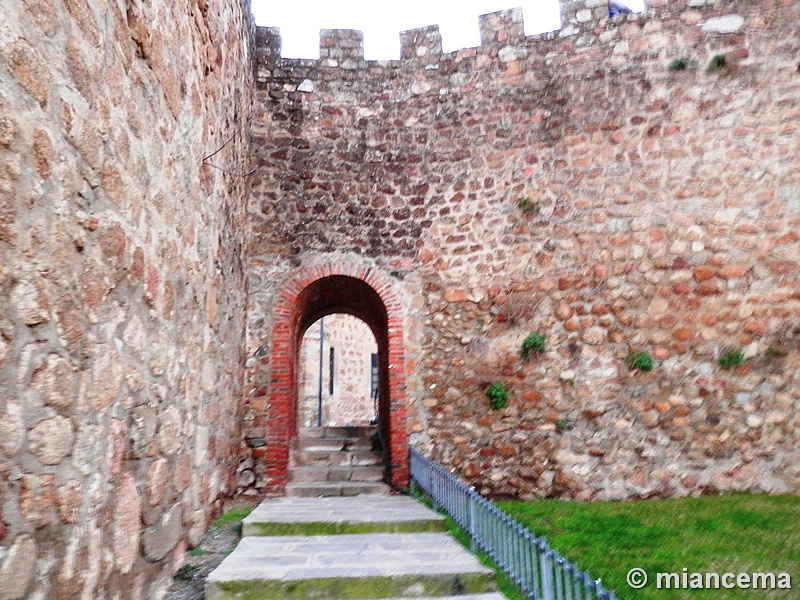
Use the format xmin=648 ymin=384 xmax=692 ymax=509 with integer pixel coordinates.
xmin=254 ymin=26 xmax=281 ymax=65
xmin=252 ymin=1 xmax=752 ymax=71
xmin=400 ymin=25 xmax=443 ymax=61
xmin=320 ymin=29 xmax=365 ymax=65
xmin=478 ymin=7 xmax=526 ymax=45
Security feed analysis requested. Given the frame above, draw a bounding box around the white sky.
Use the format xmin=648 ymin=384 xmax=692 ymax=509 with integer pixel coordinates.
xmin=250 ymin=1 xmax=645 ymax=60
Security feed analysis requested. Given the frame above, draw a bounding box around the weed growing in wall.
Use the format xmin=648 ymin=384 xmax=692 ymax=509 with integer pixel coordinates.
xmin=520 ymin=332 xmax=546 ymax=360
xmin=486 ymin=383 xmax=509 ymax=410
xmin=517 ymin=196 xmax=541 ymax=215
xmin=764 ymin=346 xmax=789 ymax=363
xmin=626 ymin=351 xmax=654 ymax=372
xmin=718 ymin=348 xmax=745 ymax=369
xmin=668 ymin=58 xmax=688 ymax=71
xmin=707 ymin=54 xmax=727 ymax=72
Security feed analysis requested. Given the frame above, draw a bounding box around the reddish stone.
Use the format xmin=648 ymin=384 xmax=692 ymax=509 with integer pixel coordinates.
xmin=552 ymin=471 xmax=583 ymax=495
xmin=718 ymin=265 xmax=748 ymax=279
xmin=477 ymin=415 xmax=494 ymax=427
xmin=499 ymin=444 xmax=517 ymax=458
xmin=554 ymin=303 xmax=573 ymax=321
xmin=696 ymin=281 xmax=722 ymax=296
xmin=743 ymin=318 xmax=766 ymax=335
xmin=590 ymin=303 xmax=608 ymax=316
xmin=129 ymin=247 xmax=144 ymax=283
xmin=463 ymin=462 xmax=481 ymax=478
xmin=654 ymin=401 xmax=671 ymax=414
xmin=32 ymin=129 xmax=53 ymax=178
xmin=769 ymin=260 xmax=797 ymax=276
xmin=107 ymin=419 xmax=127 ymax=480
xmin=98 ymin=222 xmax=126 ymax=263
xmin=629 ymin=468 xmax=648 ymax=487
xmin=56 ymin=480 xmax=82 ymax=524
xmin=174 ymin=452 xmax=192 ymax=493
xmin=673 ymin=327 xmax=692 ymax=341
xmin=79 ymin=265 xmax=110 ymax=309
xmin=113 ymin=471 xmax=141 ymax=574
xmin=144 ymin=264 xmax=159 ymax=306
xmin=672 ymin=283 xmax=692 ymax=295
xmin=693 ymin=266 xmax=716 ymax=282
xmin=699 ymin=312 xmax=717 ymax=326
xmin=444 ymin=288 xmax=468 ymax=302
xmin=521 ymin=390 xmax=542 ymax=403
xmin=20 ymin=474 xmax=56 ymax=527
xmin=418 ymin=248 xmax=434 ymax=263
xmin=653 ymin=346 xmax=671 ymax=360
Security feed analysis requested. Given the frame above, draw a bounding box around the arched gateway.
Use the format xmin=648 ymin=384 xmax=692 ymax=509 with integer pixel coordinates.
xmin=265 ymin=263 xmax=409 ymax=494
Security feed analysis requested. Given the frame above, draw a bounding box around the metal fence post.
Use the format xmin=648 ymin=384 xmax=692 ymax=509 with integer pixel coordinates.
xmin=540 ymin=545 xmax=554 ymax=600
xmin=409 ymin=450 xmax=619 ymax=600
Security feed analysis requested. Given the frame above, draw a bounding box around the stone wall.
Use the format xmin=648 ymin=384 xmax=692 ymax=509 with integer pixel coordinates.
xmin=249 ymin=0 xmax=800 ymax=501
xmin=0 ymin=0 xmax=252 ymax=597
xmin=298 ymin=314 xmax=378 ymax=427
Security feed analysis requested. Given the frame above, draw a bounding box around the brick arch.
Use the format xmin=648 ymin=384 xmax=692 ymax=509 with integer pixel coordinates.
xmin=265 ymin=263 xmax=408 ymax=494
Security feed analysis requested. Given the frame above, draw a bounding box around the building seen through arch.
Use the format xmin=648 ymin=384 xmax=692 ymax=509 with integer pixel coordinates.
xmin=298 ymin=314 xmax=379 ymax=428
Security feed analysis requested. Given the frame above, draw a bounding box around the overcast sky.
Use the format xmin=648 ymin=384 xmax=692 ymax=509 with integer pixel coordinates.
xmin=251 ymin=0 xmax=645 ymax=60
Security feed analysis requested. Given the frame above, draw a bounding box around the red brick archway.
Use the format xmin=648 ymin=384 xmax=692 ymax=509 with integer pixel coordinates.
xmin=265 ymin=263 xmax=408 ymax=494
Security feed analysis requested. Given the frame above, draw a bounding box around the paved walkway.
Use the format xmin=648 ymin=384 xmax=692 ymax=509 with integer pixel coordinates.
xmin=206 ymin=495 xmax=507 ymax=600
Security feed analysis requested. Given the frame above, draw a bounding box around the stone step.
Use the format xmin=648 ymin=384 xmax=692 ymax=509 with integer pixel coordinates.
xmin=294 ymin=437 xmax=378 ymax=452
xmin=290 ymin=449 xmax=383 ymax=467
xmin=285 ymin=481 xmax=392 ymax=497
xmin=288 ymin=465 xmax=385 ymax=483
xmin=298 ymin=425 xmax=378 ymax=439
xmin=206 ymin=532 xmax=497 ymax=600
xmin=242 ymin=496 xmax=447 ymax=537
xmin=388 ymin=595 xmax=506 ymax=600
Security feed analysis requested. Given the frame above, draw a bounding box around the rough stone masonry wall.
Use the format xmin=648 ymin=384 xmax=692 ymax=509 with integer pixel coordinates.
xmin=249 ymin=0 xmax=800 ymax=502
xmin=0 ymin=0 xmax=252 ymax=597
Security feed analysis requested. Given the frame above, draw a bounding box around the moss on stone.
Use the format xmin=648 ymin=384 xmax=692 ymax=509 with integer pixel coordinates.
xmin=242 ymin=518 xmax=446 ymax=537
xmin=209 ymin=572 xmax=494 ymax=599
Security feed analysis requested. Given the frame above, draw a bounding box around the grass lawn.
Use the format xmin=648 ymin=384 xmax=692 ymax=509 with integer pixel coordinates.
xmin=499 ymin=494 xmax=800 ymax=600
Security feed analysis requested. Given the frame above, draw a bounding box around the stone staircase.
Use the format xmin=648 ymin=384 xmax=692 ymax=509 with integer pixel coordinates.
xmin=206 ymin=495 xmax=506 ymax=600
xmin=286 ymin=425 xmax=392 ymax=497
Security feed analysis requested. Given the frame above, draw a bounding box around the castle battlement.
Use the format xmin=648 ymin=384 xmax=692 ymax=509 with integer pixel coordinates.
xmin=253 ymin=0 xmax=757 ymax=71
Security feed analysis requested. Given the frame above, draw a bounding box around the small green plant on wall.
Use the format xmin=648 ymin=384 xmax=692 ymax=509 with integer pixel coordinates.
xmin=719 ymin=348 xmax=745 ymax=369
xmin=486 ymin=383 xmax=509 ymax=410
xmin=707 ymin=53 xmax=727 ymax=72
xmin=520 ymin=332 xmax=546 ymax=360
xmin=517 ymin=196 xmax=540 ymax=215
xmin=626 ymin=351 xmax=654 ymax=372
xmin=668 ymin=58 xmax=689 ymax=71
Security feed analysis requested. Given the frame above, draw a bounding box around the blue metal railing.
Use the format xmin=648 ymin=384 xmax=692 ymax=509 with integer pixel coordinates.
xmin=410 ymin=448 xmax=619 ymax=600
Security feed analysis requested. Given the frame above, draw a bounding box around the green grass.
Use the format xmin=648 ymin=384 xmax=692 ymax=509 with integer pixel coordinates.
xmin=213 ymin=506 xmax=254 ymax=527
xmin=499 ymin=494 xmax=800 ymax=599
xmin=405 ymin=485 xmax=525 ymax=600
xmin=443 ymin=514 xmax=527 ymax=600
